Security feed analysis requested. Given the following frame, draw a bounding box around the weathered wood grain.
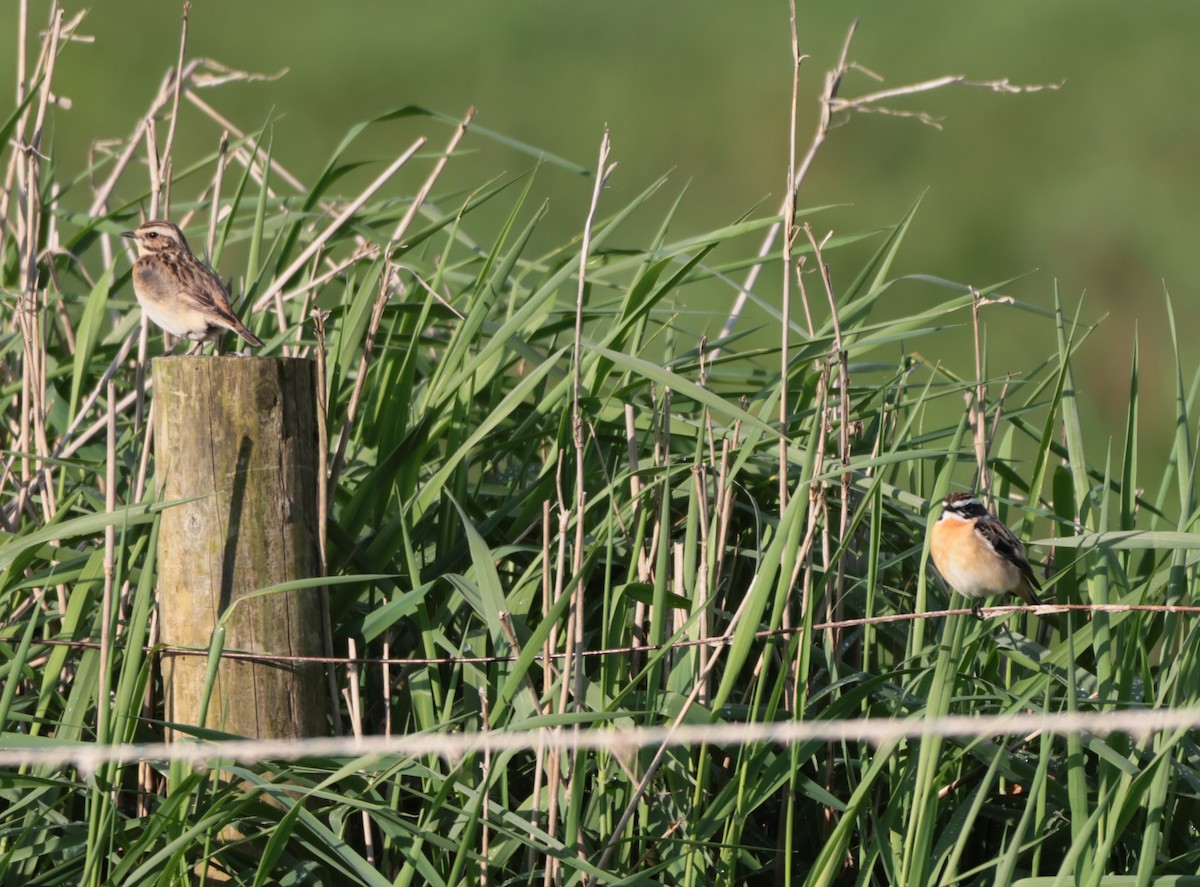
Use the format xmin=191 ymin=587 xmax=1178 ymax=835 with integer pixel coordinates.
xmin=154 ymin=356 xmax=325 ymax=740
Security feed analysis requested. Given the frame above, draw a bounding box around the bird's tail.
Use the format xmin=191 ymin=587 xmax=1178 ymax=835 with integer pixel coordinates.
xmin=220 ymin=312 xmax=263 ymax=348
xmin=1016 ymin=581 xmax=1042 ymax=607
xmin=233 ymin=318 xmax=264 ymax=348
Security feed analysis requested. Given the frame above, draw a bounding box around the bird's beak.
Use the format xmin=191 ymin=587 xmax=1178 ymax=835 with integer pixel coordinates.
xmin=121 ymin=231 xmax=136 ymax=240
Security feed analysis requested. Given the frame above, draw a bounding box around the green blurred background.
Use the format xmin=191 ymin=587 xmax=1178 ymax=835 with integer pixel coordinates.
xmin=8 ymin=1 xmax=1200 ymax=470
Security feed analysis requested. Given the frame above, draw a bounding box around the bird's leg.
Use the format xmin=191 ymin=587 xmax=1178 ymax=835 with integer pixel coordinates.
xmin=970 ymin=600 xmax=985 ymax=621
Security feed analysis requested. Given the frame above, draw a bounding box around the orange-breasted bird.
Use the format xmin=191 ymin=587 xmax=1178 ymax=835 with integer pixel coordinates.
xmin=929 ymin=492 xmax=1043 ymax=618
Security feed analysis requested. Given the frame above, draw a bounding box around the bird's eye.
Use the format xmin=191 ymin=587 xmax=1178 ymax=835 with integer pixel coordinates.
xmin=147 ymin=232 xmax=158 ymax=239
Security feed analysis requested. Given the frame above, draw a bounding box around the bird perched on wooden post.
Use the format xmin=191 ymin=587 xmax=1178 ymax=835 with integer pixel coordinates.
xmin=122 ymin=220 xmax=262 ymax=353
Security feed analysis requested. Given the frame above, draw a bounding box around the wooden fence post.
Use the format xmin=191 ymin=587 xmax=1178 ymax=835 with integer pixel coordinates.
xmin=153 ymin=356 xmax=325 ymax=740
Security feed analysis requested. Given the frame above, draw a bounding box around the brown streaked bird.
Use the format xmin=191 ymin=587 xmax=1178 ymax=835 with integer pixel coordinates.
xmin=122 ymin=220 xmax=262 ymax=352
xmin=929 ymin=492 xmax=1043 ymax=619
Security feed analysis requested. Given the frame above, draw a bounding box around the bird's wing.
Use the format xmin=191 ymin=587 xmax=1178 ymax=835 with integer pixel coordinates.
xmin=975 ymin=518 xmax=1044 ymax=593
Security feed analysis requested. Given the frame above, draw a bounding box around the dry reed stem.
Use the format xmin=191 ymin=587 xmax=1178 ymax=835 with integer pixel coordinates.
xmin=597 ymin=642 xmax=726 ymax=871
xmin=712 ymin=429 xmax=736 ymax=596
xmin=597 ymin=499 xmax=801 ymax=870
xmin=623 ymin=403 xmax=645 ymax=550
xmin=0 ymin=7 xmax=86 ymax=255
xmin=156 ymin=2 xmax=192 ymax=216
xmin=131 ymin=401 xmax=154 ymax=509
xmin=144 ymin=116 xmax=161 ymax=221
xmin=14 ymin=0 xmax=27 ymax=106
xmin=271 ymin=247 xmax=315 ymax=345
xmin=646 ymin=384 xmax=670 ymax=574
xmin=277 ymin=245 xmax=381 ymax=319
xmin=571 ymin=128 xmax=615 ymax=708
xmin=800 ymin=226 xmax=852 ymax=649
xmin=311 ymin=308 xmax=341 ymax=733
xmin=87 ymin=60 xmax=199 ymax=219
xmin=291 ymin=255 xmax=338 ymax=354
xmin=326 ymin=109 xmax=473 ymax=494
xmin=99 ymin=379 xmax=116 ymax=744
xmin=0 ymin=344 xmax=153 ymax=530
xmin=134 ymin=117 xmax=161 ymax=428
xmin=798 ymin=367 xmax=830 ymax=624
xmin=184 ymin=87 xmax=305 ymax=194
xmin=205 ymin=131 xmax=229 ymax=262
xmin=541 ymin=499 xmax=554 ymax=693
xmin=693 ymin=467 xmax=712 ymax=703
xmin=479 ymin=687 xmax=491 ymax=887
xmin=966 ymin=286 xmax=1017 ymax=500
xmin=670 ymin=543 xmax=684 ymax=674
xmin=714 ymin=20 xmax=1057 ymax=355
xmin=547 ymin=129 xmax=617 ymax=886
xmin=694 ymin=344 xmax=718 ymax=703
xmin=830 ymin=73 xmax=1060 ymax=121
xmin=6 ymin=8 xmax=68 ymax=622
xmin=779 ymin=0 xmax=806 ymax=512
xmin=18 ymin=7 xmax=64 ymax=493
xmin=529 ymin=728 xmax=546 ymax=874
xmin=545 ymin=452 xmax=569 ymax=887
xmin=390 ymin=107 xmax=476 ymax=245
xmin=970 ymin=286 xmax=989 ymax=498
xmin=498 ymin=613 xmax=544 ymax=716
xmin=381 ymin=638 xmax=391 ymax=739
xmin=626 ymin=402 xmax=649 ymax=674
xmin=344 ymin=637 xmax=376 ymax=867
xmin=713 ymin=20 xmax=855 ymax=357
xmin=251 ymin=138 xmax=426 ymax=313
xmin=988 ymin=375 xmax=1012 ymax=471
xmin=535 ymin=499 xmax=552 ymax=877
xmin=326 ymin=259 xmax=393 ymax=497
xmin=775 ymin=3 xmax=805 ymax=711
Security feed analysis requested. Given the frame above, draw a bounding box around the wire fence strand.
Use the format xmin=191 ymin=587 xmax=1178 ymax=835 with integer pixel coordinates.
xmin=5 ymin=602 xmax=1196 ymax=774
xmin=5 ymin=705 xmax=1200 ymax=774
xmin=11 ymin=602 xmax=1191 ymax=667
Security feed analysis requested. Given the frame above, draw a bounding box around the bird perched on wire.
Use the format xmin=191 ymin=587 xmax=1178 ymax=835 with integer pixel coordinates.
xmin=122 ymin=220 xmax=262 ymax=353
xmin=929 ymin=491 xmax=1044 ymax=619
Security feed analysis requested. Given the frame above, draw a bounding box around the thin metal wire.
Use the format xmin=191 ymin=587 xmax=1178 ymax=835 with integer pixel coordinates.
xmin=3 ymin=705 xmax=1199 ymax=774
xmin=13 ymin=602 xmax=1197 ymax=667
xmin=3 ymin=601 xmax=1194 ymax=774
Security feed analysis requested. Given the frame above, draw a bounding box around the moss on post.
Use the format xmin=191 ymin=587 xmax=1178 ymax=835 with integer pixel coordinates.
xmin=153 ymin=356 xmax=325 ymax=740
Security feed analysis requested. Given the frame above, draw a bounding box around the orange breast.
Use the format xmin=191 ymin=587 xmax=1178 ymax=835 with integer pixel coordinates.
xmin=930 ymin=515 xmax=1024 ymax=599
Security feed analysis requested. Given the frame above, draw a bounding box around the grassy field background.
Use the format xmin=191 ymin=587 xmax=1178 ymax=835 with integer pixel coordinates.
xmin=4 ymin=2 xmax=1200 ymax=885
xmin=5 ymin=2 xmax=1198 ymax=455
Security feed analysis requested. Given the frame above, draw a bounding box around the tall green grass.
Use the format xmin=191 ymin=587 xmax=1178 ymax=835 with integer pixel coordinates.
xmin=2 ymin=6 xmax=1200 ymax=887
